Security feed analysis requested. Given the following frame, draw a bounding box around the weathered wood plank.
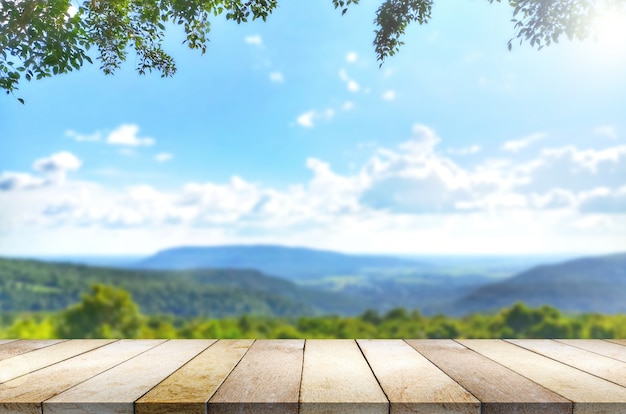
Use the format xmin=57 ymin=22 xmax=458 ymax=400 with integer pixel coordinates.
xmin=460 ymin=339 xmax=626 ymax=414
xmin=407 ymin=339 xmax=570 ymax=414
xmin=0 ymin=340 xmax=164 ymax=414
xmin=0 ymin=340 xmax=66 ymax=362
xmin=557 ymin=340 xmax=626 ymax=363
xmin=135 ymin=339 xmax=252 ymax=414
xmin=0 ymin=339 xmax=112 ymax=384
xmin=299 ymin=339 xmax=388 ymax=414
xmin=44 ymin=339 xmax=213 ymax=414
xmin=360 ymin=339 xmax=479 ymax=414
xmin=0 ymin=340 xmax=18 ymax=347
xmin=509 ymin=339 xmax=626 ymax=388
xmin=607 ymin=339 xmax=626 ymax=346
xmin=209 ymin=339 xmax=304 ymax=414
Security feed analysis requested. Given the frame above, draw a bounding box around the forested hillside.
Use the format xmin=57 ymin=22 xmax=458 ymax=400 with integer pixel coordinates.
xmin=452 ymin=253 xmax=626 ymax=315
xmin=1 ymin=285 xmax=625 ymax=339
xmin=0 ymin=258 xmax=366 ymax=317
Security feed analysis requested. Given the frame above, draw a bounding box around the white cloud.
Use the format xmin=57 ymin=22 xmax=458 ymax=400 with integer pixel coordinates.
xmin=1 ymin=151 xmax=81 ymax=191
xmin=295 ymin=109 xmax=334 ymax=128
xmin=155 ymin=153 xmax=173 ymax=162
xmin=346 ymin=52 xmax=358 ymax=63
xmin=593 ymin=125 xmax=618 ymax=139
xmin=338 ymin=69 xmax=361 ymax=93
xmin=269 ymin=71 xmax=284 ymax=83
xmin=0 ymin=172 xmax=46 ymax=191
xmin=3 ymin=124 xmax=626 ymax=255
xmin=502 ymin=132 xmax=546 ymax=152
xmin=33 ymin=151 xmax=82 ymax=174
xmin=65 ymin=129 xmax=101 ymax=142
xmin=296 ymin=111 xmax=316 ymax=128
xmin=579 ymin=186 xmax=626 ymax=213
xmin=347 ymin=80 xmax=360 ymax=93
xmin=342 ymin=101 xmax=354 ymax=111
xmin=447 ymin=145 xmax=481 ymax=155
xmin=244 ymin=35 xmax=262 ymax=45
xmin=107 ymin=124 xmax=154 ymax=147
xmin=381 ymin=90 xmax=396 ymax=101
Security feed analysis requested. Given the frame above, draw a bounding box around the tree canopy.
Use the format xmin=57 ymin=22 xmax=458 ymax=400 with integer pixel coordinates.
xmin=1 ymin=0 xmax=623 ymax=100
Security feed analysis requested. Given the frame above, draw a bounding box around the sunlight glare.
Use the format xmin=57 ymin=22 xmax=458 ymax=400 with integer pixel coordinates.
xmin=592 ymin=10 xmax=626 ymax=53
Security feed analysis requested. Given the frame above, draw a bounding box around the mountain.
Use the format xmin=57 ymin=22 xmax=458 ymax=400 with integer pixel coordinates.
xmin=137 ymin=244 xmax=425 ymax=280
xmin=450 ymin=252 xmax=626 ymax=315
xmin=0 ymin=257 xmax=367 ymax=317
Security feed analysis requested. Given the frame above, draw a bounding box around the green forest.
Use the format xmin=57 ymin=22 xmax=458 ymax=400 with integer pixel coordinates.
xmin=2 ymin=284 xmax=625 ymax=339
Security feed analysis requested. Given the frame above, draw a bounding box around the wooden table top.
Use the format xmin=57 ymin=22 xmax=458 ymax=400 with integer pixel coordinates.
xmin=0 ymin=339 xmax=625 ymax=413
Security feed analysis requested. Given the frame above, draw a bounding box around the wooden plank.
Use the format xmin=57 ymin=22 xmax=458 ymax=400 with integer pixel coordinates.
xmin=460 ymin=339 xmax=626 ymax=414
xmin=299 ymin=339 xmax=387 ymax=414
xmin=0 ymin=340 xmax=18 ymax=347
xmin=44 ymin=339 xmax=214 ymax=414
xmin=209 ymin=339 xmax=303 ymax=414
xmin=407 ymin=339 xmax=570 ymax=414
xmin=607 ymin=339 xmax=626 ymax=346
xmin=557 ymin=340 xmax=626 ymax=363
xmin=135 ymin=339 xmax=253 ymax=414
xmin=0 ymin=339 xmax=112 ymax=384
xmin=360 ymin=339 xmax=479 ymax=414
xmin=510 ymin=339 xmax=626 ymax=388
xmin=0 ymin=340 xmax=164 ymax=414
xmin=0 ymin=340 xmax=66 ymax=362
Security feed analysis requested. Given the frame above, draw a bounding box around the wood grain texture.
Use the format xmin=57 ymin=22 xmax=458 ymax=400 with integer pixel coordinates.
xmin=460 ymin=339 xmax=626 ymax=414
xmin=0 ymin=340 xmax=18 ymax=348
xmin=509 ymin=339 xmax=626 ymax=387
xmin=0 ymin=340 xmax=164 ymax=414
xmin=209 ymin=339 xmax=304 ymax=414
xmin=0 ymin=340 xmax=66 ymax=362
xmin=408 ymin=339 xmax=570 ymax=414
xmin=557 ymin=340 xmax=626 ymax=363
xmin=135 ymin=339 xmax=252 ymax=414
xmin=360 ymin=339 xmax=479 ymax=414
xmin=44 ymin=339 xmax=213 ymax=414
xmin=299 ymin=339 xmax=387 ymax=414
xmin=0 ymin=339 xmax=112 ymax=384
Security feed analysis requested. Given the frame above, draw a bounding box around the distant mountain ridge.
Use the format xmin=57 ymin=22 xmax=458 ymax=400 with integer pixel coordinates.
xmin=450 ymin=252 xmax=626 ymax=315
xmin=137 ymin=244 xmax=425 ymax=280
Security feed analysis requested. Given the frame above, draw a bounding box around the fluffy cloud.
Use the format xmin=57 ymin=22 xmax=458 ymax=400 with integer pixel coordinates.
xmin=2 ymin=124 xmax=625 ymax=255
xmin=296 ymin=111 xmax=316 ymax=128
xmin=346 ymin=52 xmax=358 ymax=63
xmin=339 ymin=69 xmax=360 ymax=93
xmin=65 ymin=129 xmax=101 ymax=142
xmin=269 ymin=71 xmax=284 ymax=83
xmin=381 ymin=90 xmax=396 ymax=101
xmin=33 ymin=151 xmax=82 ymax=174
xmin=244 ymin=35 xmax=262 ymax=45
xmin=579 ymin=186 xmax=626 ymax=213
xmin=155 ymin=153 xmax=173 ymax=162
xmin=502 ymin=132 xmax=545 ymax=152
xmin=0 ymin=172 xmax=45 ymax=191
xmin=295 ymin=109 xmax=334 ymax=128
xmin=106 ymin=124 xmax=154 ymax=147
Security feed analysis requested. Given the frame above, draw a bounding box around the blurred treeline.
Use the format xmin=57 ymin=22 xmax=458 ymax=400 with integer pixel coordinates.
xmin=1 ymin=285 xmax=625 ymax=339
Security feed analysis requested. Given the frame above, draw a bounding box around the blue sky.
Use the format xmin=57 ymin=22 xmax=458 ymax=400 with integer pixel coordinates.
xmin=1 ymin=0 xmax=625 ymax=256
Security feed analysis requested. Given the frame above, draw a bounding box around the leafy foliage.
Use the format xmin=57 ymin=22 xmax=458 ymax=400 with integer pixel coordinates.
xmin=3 ymin=0 xmax=623 ymax=98
xmin=57 ymin=284 xmax=143 ymax=338
xmin=2 ymin=288 xmax=626 ymax=339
